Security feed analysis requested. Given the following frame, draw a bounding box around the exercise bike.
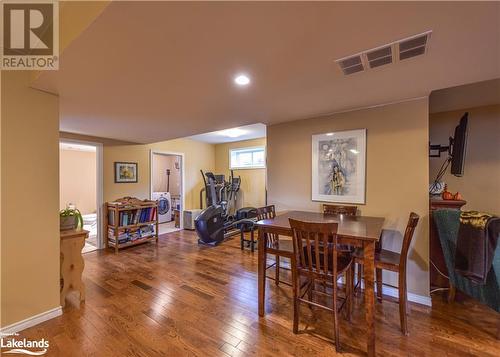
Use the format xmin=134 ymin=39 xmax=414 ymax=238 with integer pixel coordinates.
xmin=195 ymin=170 xmax=256 ymax=245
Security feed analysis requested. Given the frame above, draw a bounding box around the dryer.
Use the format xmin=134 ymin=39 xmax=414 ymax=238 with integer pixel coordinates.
xmin=152 ymin=192 xmax=172 ymax=223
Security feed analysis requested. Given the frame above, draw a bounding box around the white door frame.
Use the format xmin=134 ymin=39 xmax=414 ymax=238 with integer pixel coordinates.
xmin=59 ymin=138 xmax=104 ymax=249
xmin=150 ymin=150 xmax=185 ymax=229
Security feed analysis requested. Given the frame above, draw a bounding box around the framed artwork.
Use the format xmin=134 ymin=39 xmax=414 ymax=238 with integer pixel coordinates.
xmin=312 ymin=129 xmax=366 ymax=204
xmin=114 ymin=162 xmax=138 ymax=183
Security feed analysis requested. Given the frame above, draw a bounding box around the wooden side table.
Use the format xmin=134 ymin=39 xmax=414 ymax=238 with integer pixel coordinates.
xmin=60 ymin=228 xmax=88 ymax=307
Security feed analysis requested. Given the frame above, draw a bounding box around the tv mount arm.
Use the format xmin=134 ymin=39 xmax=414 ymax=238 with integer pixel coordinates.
xmin=429 ymin=137 xmax=454 ymax=158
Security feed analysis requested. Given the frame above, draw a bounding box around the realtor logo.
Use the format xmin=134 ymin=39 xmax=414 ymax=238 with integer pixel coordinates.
xmin=1 ymin=0 xmax=59 ymax=70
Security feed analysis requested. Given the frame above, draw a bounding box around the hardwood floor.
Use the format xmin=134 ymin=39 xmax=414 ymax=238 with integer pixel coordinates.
xmin=15 ymin=230 xmax=500 ymax=356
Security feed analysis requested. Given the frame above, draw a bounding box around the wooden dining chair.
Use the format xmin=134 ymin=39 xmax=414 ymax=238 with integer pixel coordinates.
xmin=289 ymin=218 xmax=354 ymax=352
xmin=323 ymin=204 xmax=358 ymax=253
xmin=257 ymin=205 xmax=293 ymax=286
xmin=353 ymin=212 xmax=419 ymax=335
xmin=323 ymin=204 xmax=358 ymax=216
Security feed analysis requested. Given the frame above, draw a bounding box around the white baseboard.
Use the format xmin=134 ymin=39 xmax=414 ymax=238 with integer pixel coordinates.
xmin=0 ymin=306 xmax=62 ymax=334
xmin=379 ymin=284 xmax=432 ymax=307
xmin=356 ymin=280 xmax=432 ymax=307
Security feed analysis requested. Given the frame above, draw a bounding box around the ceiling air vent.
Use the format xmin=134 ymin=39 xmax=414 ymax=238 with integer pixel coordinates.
xmin=335 ymin=30 xmax=432 ymax=75
xmin=399 ymin=33 xmax=429 ymax=60
xmin=338 ymin=55 xmax=364 ymax=75
xmin=366 ymin=46 xmax=392 ymax=68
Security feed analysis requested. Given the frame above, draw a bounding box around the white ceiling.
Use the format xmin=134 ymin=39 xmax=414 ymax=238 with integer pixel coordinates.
xmin=430 ymin=79 xmax=500 ymax=114
xmin=189 ymin=123 xmax=266 ymax=144
xmin=33 ymin=1 xmax=500 ymax=143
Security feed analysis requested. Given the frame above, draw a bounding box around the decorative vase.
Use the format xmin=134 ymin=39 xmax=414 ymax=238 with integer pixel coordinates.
xmin=60 ymin=215 xmax=77 ymax=231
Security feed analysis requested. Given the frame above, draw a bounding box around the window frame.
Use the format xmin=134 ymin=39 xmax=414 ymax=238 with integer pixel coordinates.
xmin=229 ymin=146 xmax=266 ymax=170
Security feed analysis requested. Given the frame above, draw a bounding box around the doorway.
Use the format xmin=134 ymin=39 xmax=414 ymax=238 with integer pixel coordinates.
xmin=60 ymin=140 xmax=103 ymax=252
xmin=150 ymin=151 xmax=184 ymax=235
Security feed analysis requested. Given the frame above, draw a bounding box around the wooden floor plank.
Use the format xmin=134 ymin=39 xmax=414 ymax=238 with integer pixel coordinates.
xmin=9 ymin=230 xmax=500 ymax=356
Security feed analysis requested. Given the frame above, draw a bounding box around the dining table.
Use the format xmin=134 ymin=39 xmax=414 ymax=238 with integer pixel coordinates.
xmin=255 ymin=210 xmax=385 ymax=357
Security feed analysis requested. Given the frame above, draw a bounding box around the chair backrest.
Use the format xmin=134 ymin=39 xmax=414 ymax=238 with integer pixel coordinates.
xmin=399 ymin=212 xmax=420 ymax=269
xmin=289 ymin=218 xmax=339 ymax=280
xmin=256 ymin=205 xmax=276 ymax=221
xmin=323 ymin=204 xmax=357 ymax=216
xmin=257 ymin=205 xmax=279 ymax=247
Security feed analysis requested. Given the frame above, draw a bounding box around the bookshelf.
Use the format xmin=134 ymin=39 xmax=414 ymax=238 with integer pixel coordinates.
xmin=106 ymin=197 xmax=159 ymax=253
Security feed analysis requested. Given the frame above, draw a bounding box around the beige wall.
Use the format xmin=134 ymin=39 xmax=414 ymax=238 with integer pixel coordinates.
xmin=267 ymin=98 xmax=430 ymax=297
xmin=104 ymin=138 xmax=215 ymax=210
xmin=1 ymin=71 xmax=60 ymax=327
xmin=152 ymin=154 xmax=182 ymax=196
xmin=59 ymin=149 xmax=97 ymax=214
xmin=429 ymin=105 xmax=500 ymax=214
xmin=215 ymin=138 xmax=267 ymax=209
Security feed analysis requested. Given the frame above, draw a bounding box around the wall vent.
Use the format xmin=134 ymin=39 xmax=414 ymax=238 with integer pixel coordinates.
xmin=366 ymin=46 xmax=392 ymax=68
xmin=335 ymin=30 xmax=432 ymax=75
xmin=399 ymin=33 xmax=429 ymax=60
xmin=338 ymin=55 xmax=364 ymax=75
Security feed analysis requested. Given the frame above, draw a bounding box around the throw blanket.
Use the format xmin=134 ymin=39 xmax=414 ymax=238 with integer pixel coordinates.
xmin=455 ymin=211 xmax=500 ymax=284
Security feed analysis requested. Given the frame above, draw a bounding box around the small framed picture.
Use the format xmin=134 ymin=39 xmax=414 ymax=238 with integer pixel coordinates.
xmin=114 ymin=162 xmax=138 ymax=183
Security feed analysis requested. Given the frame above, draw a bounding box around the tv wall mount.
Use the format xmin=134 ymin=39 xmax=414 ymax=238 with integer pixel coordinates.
xmin=429 ymin=137 xmax=454 ymax=158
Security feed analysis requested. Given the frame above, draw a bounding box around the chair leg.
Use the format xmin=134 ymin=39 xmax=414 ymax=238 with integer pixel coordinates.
xmin=356 ymin=264 xmax=363 ymax=296
xmin=376 ymin=268 xmax=383 ymax=302
xmin=250 ymin=229 xmax=255 ymax=253
xmin=292 ymin=261 xmax=299 ymax=334
xmin=275 ymin=255 xmax=280 ymax=285
xmin=398 ymin=272 xmax=409 ymax=336
xmin=447 ymin=284 xmax=456 ymax=304
xmin=332 ymin=278 xmax=340 ymax=352
xmin=240 ymin=230 xmax=244 ymax=250
xmin=346 ymin=268 xmax=352 ymax=322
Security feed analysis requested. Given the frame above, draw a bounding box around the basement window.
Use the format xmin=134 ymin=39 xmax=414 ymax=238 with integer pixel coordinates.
xmin=230 ymin=147 xmax=266 ymax=169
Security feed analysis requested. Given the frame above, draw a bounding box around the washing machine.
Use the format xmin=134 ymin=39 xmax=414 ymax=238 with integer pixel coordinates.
xmin=152 ymin=192 xmax=172 ymax=223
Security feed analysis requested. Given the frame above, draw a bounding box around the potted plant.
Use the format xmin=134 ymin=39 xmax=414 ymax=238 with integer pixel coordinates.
xmin=60 ymin=207 xmax=84 ymax=231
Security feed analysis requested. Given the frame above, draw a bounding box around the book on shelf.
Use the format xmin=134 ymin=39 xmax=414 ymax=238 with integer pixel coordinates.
xmin=113 ymin=207 xmax=157 ymax=227
xmin=108 ymin=224 xmax=156 ymax=245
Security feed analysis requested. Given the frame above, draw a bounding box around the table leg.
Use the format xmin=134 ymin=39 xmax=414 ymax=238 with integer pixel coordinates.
xmin=258 ymin=228 xmax=266 ymax=317
xmin=363 ymin=241 xmax=376 ymax=357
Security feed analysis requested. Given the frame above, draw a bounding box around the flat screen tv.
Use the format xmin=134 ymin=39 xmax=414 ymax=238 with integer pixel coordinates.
xmin=450 ymin=112 xmax=468 ymax=176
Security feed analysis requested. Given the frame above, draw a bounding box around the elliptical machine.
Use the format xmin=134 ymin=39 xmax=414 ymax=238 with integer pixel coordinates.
xmin=195 ymin=170 xmax=256 ymax=245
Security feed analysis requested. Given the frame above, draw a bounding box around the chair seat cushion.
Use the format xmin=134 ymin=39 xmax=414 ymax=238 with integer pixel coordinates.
xmin=353 ymin=248 xmax=401 ymax=269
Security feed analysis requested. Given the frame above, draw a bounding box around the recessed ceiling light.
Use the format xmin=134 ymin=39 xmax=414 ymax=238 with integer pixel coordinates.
xmin=326 ymin=133 xmax=334 ymax=136
xmin=234 ymin=74 xmax=250 ymax=86
xmin=218 ymin=128 xmax=247 ymax=138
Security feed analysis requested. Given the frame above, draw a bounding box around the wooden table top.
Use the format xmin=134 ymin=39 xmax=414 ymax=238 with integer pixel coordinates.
xmin=255 ymin=210 xmax=384 ymax=241
xmin=60 ymin=228 xmax=90 ymax=240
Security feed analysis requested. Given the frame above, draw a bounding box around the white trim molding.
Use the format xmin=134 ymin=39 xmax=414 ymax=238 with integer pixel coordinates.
xmin=0 ymin=306 xmax=62 ymax=334
xmin=59 ymin=138 xmax=104 ymax=249
xmin=150 ymin=150 xmax=186 ymax=229
xmin=379 ymin=284 xmax=432 ymax=307
xmin=356 ymin=279 xmax=432 ymax=307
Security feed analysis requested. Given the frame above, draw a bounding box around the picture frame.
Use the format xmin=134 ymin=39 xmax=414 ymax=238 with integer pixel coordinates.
xmin=114 ymin=162 xmax=138 ymax=183
xmin=312 ymin=129 xmax=366 ymax=204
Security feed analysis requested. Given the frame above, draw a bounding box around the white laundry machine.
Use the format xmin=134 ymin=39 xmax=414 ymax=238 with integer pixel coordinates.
xmin=152 ymin=192 xmax=172 ymax=223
